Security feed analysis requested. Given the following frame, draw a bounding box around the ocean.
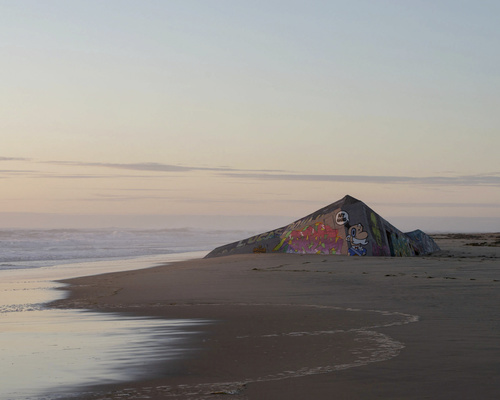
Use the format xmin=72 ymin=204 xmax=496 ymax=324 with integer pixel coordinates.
xmin=0 ymin=228 xmax=251 ymax=400
xmin=0 ymin=228 xmax=245 ymax=270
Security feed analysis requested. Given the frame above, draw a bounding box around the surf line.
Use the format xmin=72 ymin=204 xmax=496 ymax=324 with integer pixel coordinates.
xmin=83 ymin=303 xmax=418 ymax=399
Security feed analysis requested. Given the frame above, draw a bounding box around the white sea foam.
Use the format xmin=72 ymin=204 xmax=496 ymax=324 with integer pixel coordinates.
xmin=0 ymin=229 xmax=419 ymax=399
xmin=0 ymin=228 xmax=252 ymax=270
xmin=0 ymin=228 xmax=242 ymax=400
xmin=0 ymin=253 xmax=210 ymax=400
xmin=83 ymin=304 xmax=419 ymax=400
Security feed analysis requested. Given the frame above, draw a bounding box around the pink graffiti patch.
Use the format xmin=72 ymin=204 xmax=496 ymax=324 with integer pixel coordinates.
xmin=275 ymin=222 xmax=344 ymax=254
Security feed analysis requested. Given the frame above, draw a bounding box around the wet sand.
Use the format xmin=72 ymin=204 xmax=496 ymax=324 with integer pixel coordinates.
xmin=52 ymin=233 xmax=500 ymax=399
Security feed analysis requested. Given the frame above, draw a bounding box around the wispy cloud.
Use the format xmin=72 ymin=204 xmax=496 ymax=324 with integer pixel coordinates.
xmin=0 ymin=170 xmax=157 ymax=180
xmin=0 ymin=169 xmax=38 ymax=176
xmin=43 ymin=161 xmax=283 ymax=173
xmin=62 ymin=193 xmax=263 ymax=204
xmin=0 ymin=157 xmax=31 ymax=162
xmin=46 ymin=161 xmax=194 ymax=172
xmin=7 ymin=157 xmax=500 ymax=188
xmin=219 ymin=172 xmax=500 ymax=187
xmin=39 ymin=173 xmax=176 ymax=180
xmin=374 ymin=202 xmax=500 ymax=209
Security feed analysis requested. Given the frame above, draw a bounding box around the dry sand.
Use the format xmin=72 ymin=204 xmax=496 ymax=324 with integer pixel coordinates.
xmin=51 ymin=233 xmax=500 ymax=399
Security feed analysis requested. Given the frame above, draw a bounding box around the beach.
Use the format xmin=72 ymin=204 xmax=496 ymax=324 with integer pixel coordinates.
xmin=51 ymin=233 xmax=500 ymax=399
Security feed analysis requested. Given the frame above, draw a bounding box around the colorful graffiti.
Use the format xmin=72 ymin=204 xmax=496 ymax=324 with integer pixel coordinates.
xmin=371 ymin=243 xmax=390 ymax=256
xmin=405 ymin=229 xmax=440 ymax=255
xmin=369 ymin=212 xmax=390 ymax=256
xmin=346 ymin=223 xmax=369 ymax=256
xmin=286 ymin=206 xmax=343 ymax=232
xmin=236 ymin=228 xmax=284 ymax=248
xmin=370 ymin=212 xmax=383 ymax=244
xmin=390 ymin=232 xmax=414 ymax=257
xmin=253 ymin=245 xmax=266 ymax=253
xmin=205 ymin=195 xmax=439 ymax=258
xmin=274 ymin=222 xmax=344 ymax=255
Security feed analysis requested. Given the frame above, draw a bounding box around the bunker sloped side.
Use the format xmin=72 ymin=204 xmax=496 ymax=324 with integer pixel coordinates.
xmin=406 ymin=229 xmax=441 ymax=255
xmin=205 ymin=195 xmax=437 ymax=258
xmin=205 ymin=196 xmax=352 ymax=258
xmin=204 ymin=226 xmax=287 ymax=258
xmin=346 ymin=200 xmax=415 ymax=257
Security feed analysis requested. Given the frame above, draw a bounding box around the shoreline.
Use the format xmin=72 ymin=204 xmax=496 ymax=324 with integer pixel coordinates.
xmin=0 ymin=252 xmax=210 ymax=400
xmin=50 ymin=234 xmax=500 ymax=399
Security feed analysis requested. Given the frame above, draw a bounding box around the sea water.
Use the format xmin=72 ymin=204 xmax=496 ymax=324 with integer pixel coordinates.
xmin=0 ymin=228 xmax=244 ymax=270
xmin=0 ymin=228 xmax=250 ymax=400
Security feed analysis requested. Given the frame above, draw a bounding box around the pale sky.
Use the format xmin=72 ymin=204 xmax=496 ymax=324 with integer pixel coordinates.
xmin=1 ymin=0 xmax=499 ymax=232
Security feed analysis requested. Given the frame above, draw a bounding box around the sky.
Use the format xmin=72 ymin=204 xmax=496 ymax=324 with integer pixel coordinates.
xmin=1 ymin=0 xmax=499 ymax=232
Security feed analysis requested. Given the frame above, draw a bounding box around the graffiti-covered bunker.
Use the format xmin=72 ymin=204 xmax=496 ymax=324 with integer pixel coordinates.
xmin=205 ymin=195 xmax=440 ymax=258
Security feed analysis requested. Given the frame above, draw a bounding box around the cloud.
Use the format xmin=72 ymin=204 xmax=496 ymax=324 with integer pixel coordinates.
xmin=40 ymin=173 xmax=171 ymax=180
xmin=78 ymin=162 xmax=193 ymax=172
xmin=0 ymin=170 xmax=153 ymax=180
xmin=56 ymin=191 xmax=266 ymax=204
xmin=375 ymin=202 xmax=500 ymax=209
xmin=0 ymin=157 xmax=31 ymax=161
xmin=44 ymin=160 xmax=284 ymax=173
xmin=10 ymin=158 xmax=500 ymax=188
xmin=0 ymin=169 xmax=38 ymax=176
xmin=219 ymin=172 xmax=500 ymax=187
xmin=42 ymin=160 xmax=193 ymax=172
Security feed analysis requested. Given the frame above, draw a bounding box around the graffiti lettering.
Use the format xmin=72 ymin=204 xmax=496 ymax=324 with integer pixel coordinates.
xmin=287 ymin=216 xmax=315 ymax=231
xmin=253 ymin=245 xmax=266 ymax=253
xmin=236 ymin=228 xmax=284 ymax=248
xmin=336 ymin=211 xmax=349 ymax=225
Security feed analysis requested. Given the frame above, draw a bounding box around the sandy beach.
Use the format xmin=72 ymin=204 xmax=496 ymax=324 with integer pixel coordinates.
xmin=51 ymin=233 xmax=500 ymax=399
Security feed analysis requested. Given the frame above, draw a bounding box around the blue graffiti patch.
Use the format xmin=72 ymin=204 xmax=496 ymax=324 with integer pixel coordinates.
xmin=348 ymin=247 xmax=367 ymax=256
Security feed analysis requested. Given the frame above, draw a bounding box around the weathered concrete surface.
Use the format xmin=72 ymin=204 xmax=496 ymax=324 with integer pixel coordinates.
xmin=206 ymin=195 xmax=439 ymax=258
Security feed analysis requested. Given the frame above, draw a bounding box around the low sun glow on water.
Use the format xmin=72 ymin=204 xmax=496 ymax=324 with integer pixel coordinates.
xmin=1 ymin=310 xmax=205 ymax=400
xmin=0 ymin=229 xmax=224 ymax=400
